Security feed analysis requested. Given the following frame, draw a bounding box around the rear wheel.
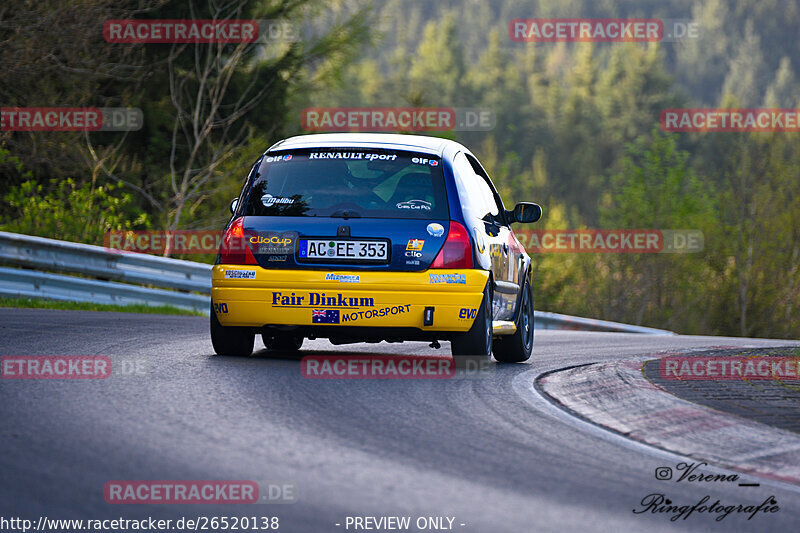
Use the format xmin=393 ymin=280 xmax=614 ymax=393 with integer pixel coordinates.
xmin=493 ymin=276 xmax=534 ymax=363
xmin=451 ymin=282 xmax=493 ymax=368
xmin=210 ymin=303 xmax=254 ymax=356
xmin=262 ymin=333 xmax=304 ymax=352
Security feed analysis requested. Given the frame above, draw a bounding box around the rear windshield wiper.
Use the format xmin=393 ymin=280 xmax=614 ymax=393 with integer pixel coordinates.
xmin=329 ymin=210 xmax=362 ymax=219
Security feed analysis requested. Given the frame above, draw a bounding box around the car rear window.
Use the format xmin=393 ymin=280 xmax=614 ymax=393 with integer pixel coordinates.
xmin=244 ymin=149 xmax=448 ymax=219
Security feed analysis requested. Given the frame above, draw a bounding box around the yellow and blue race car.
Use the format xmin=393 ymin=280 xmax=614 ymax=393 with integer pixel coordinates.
xmin=210 ymin=133 xmax=542 ymax=364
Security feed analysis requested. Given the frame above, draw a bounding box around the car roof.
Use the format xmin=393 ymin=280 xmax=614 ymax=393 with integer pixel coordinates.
xmin=267 ymin=133 xmax=469 ymax=157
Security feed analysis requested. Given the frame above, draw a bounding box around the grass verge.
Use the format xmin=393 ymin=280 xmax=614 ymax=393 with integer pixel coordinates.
xmin=0 ymin=297 xmax=204 ymax=316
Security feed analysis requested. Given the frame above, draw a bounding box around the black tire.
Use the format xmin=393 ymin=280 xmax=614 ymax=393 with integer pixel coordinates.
xmin=493 ymin=276 xmax=534 ymax=363
xmin=262 ymin=333 xmax=304 ymax=352
xmin=451 ymin=282 xmax=493 ymax=368
xmin=210 ymin=303 xmax=254 ymax=356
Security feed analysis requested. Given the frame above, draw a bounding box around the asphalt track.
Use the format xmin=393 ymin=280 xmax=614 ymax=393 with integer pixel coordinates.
xmin=1 ymin=308 xmax=800 ymax=532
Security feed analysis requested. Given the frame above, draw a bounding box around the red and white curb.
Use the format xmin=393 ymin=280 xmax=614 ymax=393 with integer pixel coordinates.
xmin=537 ymin=356 xmax=800 ymax=485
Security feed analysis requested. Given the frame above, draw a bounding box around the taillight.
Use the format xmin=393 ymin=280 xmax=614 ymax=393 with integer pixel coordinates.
xmin=219 ymin=217 xmax=257 ymax=265
xmin=431 ymin=221 xmax=473 ymax=269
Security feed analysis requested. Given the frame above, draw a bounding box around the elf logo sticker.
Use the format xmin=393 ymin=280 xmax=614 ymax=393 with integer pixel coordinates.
xmin=264 ymin=154 xmax=293 ymax=162
xmin=411 ymin=157 xmax=440 ymax=166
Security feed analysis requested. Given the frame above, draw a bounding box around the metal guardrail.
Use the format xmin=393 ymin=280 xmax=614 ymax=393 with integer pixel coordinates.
xmin=0 ymin=266 xmax=209 ymax=311
xmin=534 ymin=310 xmax=675 ymax=335
xmin=0 ymin=231 xmax=211 ymax=313
xmin=0 ymin=231 xmax=210 ymax=292
xmin=0 ymin=231 xmax=675 ymax=333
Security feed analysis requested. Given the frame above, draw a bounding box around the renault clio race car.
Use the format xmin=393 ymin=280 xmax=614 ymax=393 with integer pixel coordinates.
xmin=210 ymin=133 xmax=542 ymax=363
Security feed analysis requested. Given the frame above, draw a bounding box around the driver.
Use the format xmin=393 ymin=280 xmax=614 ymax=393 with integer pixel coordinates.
xmin=306 ymin=160 xmax=385 ymax=211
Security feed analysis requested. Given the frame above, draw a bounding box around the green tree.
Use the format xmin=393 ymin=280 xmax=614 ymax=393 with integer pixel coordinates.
xmin=598 ymin=129 xmax=717 ymax=332
xmin=710 ymin=130 xmax=800 ymax=338
xmin=2 ymin=178 xmax=148 ymax=245
xmin=407 ymin=13 xmax=466 ymax=105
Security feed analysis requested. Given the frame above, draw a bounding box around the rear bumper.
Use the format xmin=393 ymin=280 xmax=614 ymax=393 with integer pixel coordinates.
xmin=211 ymin=266 xmax=488 ymax=332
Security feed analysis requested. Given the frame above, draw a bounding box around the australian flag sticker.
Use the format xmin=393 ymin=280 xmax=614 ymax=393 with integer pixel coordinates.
xmin=312 ymin=309 xmax=340 ymax=324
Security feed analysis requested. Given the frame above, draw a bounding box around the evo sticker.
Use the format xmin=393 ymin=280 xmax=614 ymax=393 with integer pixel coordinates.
xmin=224 ymin=270 xmax=256 ymax=279
xmin=459 ymin=308 xmax=477 ymax=319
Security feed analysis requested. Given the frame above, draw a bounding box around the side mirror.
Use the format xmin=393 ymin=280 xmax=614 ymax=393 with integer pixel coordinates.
xmin=230 ymin=198 xmax=239 ymax=214
xmin=508 ymin=202 xmax=542 ymax=224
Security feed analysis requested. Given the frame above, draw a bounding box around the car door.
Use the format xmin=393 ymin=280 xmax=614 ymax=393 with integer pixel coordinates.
xmin=451 ymin=152 xmax=518 ymax=321
xmin=464 ymin=153 xmax=522 ymax=321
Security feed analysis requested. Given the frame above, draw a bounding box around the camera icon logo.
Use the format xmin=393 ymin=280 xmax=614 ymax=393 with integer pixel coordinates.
xmin=655 ymin=467 xmax=673 ymax=480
